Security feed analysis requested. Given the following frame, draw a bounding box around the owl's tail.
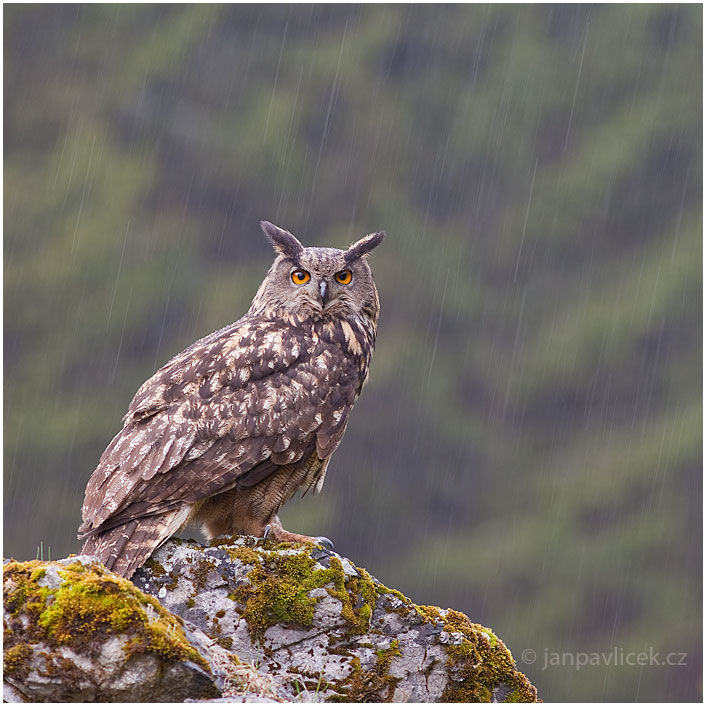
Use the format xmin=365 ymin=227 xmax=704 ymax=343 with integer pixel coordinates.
xmin=81 ymin=508 xmax=189 ymax=579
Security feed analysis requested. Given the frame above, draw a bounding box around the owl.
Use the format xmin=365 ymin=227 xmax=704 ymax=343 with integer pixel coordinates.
xmin=78 ymin=221 xmax=384 ymax=578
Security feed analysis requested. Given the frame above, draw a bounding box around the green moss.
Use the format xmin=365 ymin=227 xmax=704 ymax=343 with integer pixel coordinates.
xmin=165 ymin=572 xmax=180 ymax=592
xmin=353 ymin=587 xmax=536 ymax=703
xmin=321 ymin=559 xmax=376 ymax=637
xmin=209 ymin=534 xmax=246 ymax=548
xmin=227 ymin=547 xmax=376 ymax=641
xmin=224 ymin=546 xmax=262 ymax=565
xmin=375 ymin=581 xmax=407 ymax=603
xmin=144 ymin=558 xmax=166 ymax=577
xmin=3 ymin=559 xmax=210 ymax=673
xmin=375 ymin=640 xmax=403 ymax=700
xmin=415 ymin=604 xmax=442 ymax=622
xmin=483 ymin=628 xmax=499 ymax=649
xmin=274 ymin=540 xmax=307 ymax=551
xmin=189 ymin=558 xmax=216 ymax=592
xmin=4 ymin=643 xmax=33 ymax=680
xmin=208 ymin=535 xmax=264 ymax=566
xmin=506 ymin=685 xmax=537 ymax=702
xmin=229 ymin=552 xmax=320 ymax=637
xmin=328 ymin=640 xmax=402 ymax=702
xmin=144 ymin=557 xmax=179 ymax=593
xmin=438 ymin=610 xmax=537 ymax=703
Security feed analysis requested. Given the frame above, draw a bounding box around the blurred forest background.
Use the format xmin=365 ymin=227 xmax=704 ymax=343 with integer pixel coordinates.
xmin=4 ymin=4 xmax=701 ymax=701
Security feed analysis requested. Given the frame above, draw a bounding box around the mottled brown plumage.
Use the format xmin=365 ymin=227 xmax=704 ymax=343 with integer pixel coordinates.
xmin=79 ymin=222 xmax=384 ymax=577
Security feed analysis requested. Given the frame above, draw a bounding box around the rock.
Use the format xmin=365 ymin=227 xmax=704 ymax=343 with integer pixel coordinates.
xmin=132 ymin=536 xmax=538 ymax=702
xmin=4 ymin=538 xmax=537 ymax=702
xmin=2 ymin=555 xmax=284 ymax=703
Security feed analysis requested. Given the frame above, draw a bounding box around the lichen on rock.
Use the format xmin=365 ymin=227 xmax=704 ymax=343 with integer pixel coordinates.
xmin=3 ymin=555 xmax=222 ymax=702
xmin=131 ymin=536 xmax=538 ymax=702
xmin=4 ymin=538 xmax=537 ymax=702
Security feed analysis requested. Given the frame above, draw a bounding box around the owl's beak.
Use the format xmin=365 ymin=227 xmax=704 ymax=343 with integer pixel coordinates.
xmin=319 ymin=280 xmax=329 ymax=306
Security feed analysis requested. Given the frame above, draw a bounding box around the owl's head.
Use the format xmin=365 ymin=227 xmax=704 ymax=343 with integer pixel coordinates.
xmin=249 ymin=221 xmax=384 ymax=324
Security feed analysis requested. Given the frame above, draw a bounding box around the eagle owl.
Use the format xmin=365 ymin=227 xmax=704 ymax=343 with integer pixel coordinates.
xmin=78 ymin=221 xmax=384 ymax=578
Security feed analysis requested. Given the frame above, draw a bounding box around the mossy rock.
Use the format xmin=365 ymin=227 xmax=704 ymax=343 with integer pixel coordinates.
xmin=3 ymin=540 xmax=538 ymax=702
xmin=3 ymin=555 xmax=220 ymax=702
xmin=133 ymin=536 xmax=539 ymax=702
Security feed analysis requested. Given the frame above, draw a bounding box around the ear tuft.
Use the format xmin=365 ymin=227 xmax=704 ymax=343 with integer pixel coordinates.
xmin=260 ymin=221 xmax=304 ymax=260
xmin=344 ymin=231 xmax=385 ymax=263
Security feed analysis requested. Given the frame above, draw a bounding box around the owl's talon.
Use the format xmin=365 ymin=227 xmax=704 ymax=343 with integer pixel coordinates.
xmin=316 ymin=536 xmax=335 ymax=551
xmin=261 ymin=525 xmax=272 ymax=542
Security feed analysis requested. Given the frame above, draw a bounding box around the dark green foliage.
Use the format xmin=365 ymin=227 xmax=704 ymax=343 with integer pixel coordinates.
xmin=4 ymin=5 xmax=700 ymax=701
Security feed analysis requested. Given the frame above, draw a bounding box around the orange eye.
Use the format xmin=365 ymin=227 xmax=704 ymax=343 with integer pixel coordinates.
xmin=335 ymin=269 xmax=353 ymax=285
xmin=291 ymin=269 xmax=311 ymax=285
